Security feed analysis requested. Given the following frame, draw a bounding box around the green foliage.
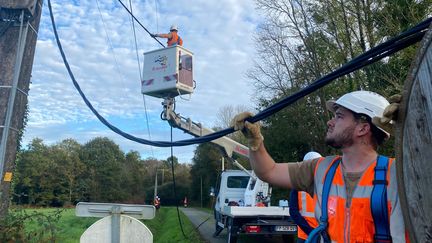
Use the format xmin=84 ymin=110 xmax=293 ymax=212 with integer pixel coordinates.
xmin=142 ymin=207 xmax=203 ymax=243
xmin=12 ymin=137 xmax=191 ymax=207
xmin=0 ymin=208 xmax=63 ymax=243
xmin=2 ymin=207 xmax=202 ymax=243
xmin=79 ymin=137 xmax=126 ymax=202
xmin=250 ymin=0 xmax=431 ymax=162
xmin=190 ymin=143 xmax=222 ymax=207
xmin=164 ymin=155 xmax=179 ymax=167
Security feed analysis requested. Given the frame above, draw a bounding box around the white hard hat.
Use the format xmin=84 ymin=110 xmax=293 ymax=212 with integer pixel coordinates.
xmin=303 ymin=151 xmax=322 ymax=161
xmin=326 ymin=90 xmax=390 ymax=137
xmin=170 ymin=24 xmax=178 ymax=31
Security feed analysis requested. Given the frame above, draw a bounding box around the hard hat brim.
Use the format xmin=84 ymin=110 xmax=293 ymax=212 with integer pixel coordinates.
xmin=326 ymin=100 xmax=337 ymax=113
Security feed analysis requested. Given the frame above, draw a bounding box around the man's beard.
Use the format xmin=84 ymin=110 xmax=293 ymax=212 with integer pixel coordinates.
xmin=325 ymin=125 xmax=355 ymax=149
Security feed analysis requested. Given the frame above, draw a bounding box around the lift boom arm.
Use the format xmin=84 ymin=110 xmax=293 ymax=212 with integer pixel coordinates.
xmin=161 ymin=98 xmax=249 ymax=160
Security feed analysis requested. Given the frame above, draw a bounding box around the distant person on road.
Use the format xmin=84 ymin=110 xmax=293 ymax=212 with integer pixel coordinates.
xmin=154 ymin=196 xmax=161 ymax=210
xmin=289 ymin=151 xmax=322 ymax=243
xmin=183 ymin=197 xmax=188 ymax=207
xmin=151 ymin=24 xmax=183 ymax=46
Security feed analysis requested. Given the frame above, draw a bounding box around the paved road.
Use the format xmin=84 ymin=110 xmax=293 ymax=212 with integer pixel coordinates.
xmin=179 ymin=207 xmax=225 ymax=243
xmin=180 ymin=207 xmax=294 ymax=243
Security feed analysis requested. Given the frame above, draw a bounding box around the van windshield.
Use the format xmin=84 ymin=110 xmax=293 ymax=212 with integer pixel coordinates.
xmin=227 ymin=176 xmax=249 ymax=189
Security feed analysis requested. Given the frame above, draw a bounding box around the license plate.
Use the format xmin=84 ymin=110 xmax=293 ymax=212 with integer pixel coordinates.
xmin=274 ymin=225 xmax=297 ymax=232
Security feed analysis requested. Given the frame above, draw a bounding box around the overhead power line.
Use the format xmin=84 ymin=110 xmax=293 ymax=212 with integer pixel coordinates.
xmin=117 ymin=0 xmax=165 ymax=47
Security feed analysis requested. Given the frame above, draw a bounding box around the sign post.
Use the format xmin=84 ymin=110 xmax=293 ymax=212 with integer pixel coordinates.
xmin=76 ymin=202 xmax=156 ymax=243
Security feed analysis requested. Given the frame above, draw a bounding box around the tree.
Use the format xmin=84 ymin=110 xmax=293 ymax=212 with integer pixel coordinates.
xmin=12 ymin=138 xmax=178 ymax=206
xmin=164 ymin=156 xmax=178 ymax=168
xmin=51 ymin=139 xmax=85 ymax=205
xmin=13 ymin=138 xmax=55 ymax=206
xmin=190 ymin=143 xmax=222 ymax=207
xmin=121 ymin=151 xmax=148 ymax=203
xmin=79 ymin=137 xmax=126 ymax=202
xmin=214 ymin=105 xmax=251 ymax=146
xmin=249 ymin=0 xmax=431 ymax=161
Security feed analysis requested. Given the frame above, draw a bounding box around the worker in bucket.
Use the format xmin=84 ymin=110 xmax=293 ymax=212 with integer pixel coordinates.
xmin=151 ymin=24 xmax=183 ymax=46
xmin=232 ymin=91 xmax=408 ymax=242
xmin=289 ymin=151 xmax=322 ymax=243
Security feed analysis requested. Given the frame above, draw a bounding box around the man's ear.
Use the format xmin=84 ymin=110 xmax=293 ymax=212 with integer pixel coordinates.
xmin=357 ymin=122 xmax=371 ymax=136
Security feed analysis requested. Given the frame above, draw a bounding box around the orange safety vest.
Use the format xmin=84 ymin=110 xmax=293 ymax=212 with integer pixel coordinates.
xmin=313 ymin=156 xmax=407 ymax=243
xmin=297 ymin=191 xmax=319 ymax=240
xmin=167 ymin=32 xmax=183 ymax=46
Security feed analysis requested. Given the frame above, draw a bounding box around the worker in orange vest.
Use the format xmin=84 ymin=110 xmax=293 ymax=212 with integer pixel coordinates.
xmin=151 ymin=25 xmax=183 ymax=46
xmin=233 ymin=91 xmax=408 ymax=242
xmin=290 ymin=152 xmax=322 ymax=243
xmin=154 ymin=196 xmax=161 ymax=210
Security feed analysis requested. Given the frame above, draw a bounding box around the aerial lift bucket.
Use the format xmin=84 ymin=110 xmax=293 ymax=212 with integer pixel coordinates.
xmin=141 ymin=45 xmax=194 ymax=99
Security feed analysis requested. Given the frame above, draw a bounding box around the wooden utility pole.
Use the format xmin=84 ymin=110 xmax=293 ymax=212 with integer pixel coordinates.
xmin=395 ymin=23 xmax=432 ymax=243
xmin=0 ymin=0 xmax=43 ymax=218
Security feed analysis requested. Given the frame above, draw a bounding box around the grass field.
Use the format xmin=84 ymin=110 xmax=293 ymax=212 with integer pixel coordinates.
xmin=18 ymin=206 xmax=203 ymax=243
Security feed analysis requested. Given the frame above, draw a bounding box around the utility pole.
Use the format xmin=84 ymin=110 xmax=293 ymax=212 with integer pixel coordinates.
xmin=0 ymin=0 xmax=43 ymax=218
xmin=153 ymin=170 xmax=158 ymax=201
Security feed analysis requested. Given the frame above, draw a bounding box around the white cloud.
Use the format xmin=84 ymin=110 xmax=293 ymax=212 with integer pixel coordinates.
xmin=23 ymin=0 xmax=262 ymax=163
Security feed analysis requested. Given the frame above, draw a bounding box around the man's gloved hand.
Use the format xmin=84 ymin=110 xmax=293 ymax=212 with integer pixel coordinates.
xmin=231 ymin=112 xmax=264 ymax=151
xmin=150 ymin=33 xmax=157 ymax=38
xmin=372 ymin=94 xmax=402 ymax=136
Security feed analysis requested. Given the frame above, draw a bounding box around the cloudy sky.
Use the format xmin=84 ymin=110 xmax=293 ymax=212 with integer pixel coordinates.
xmin=23 ymin=0 xmax=263 ymax=163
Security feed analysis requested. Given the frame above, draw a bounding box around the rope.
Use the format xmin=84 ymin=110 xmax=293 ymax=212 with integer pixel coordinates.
xmin=47 ymin=0 xmax=431 ymax=147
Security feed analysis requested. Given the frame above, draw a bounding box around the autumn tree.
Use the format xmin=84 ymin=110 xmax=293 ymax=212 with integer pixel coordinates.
xmin=249 ymin=0 xmax=431 ymax=160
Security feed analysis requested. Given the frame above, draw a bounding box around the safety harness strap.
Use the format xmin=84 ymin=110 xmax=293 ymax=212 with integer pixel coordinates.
xmin=371 ymin=155 xmax=392 ymax=243
xmin=305 ymin=158 xmax=340 ymax=243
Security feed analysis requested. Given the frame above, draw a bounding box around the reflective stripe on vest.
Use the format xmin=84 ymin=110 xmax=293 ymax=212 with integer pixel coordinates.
xmin=300 ymin=191 xmax=315 ymax=218
xmin=298 ymin=191 xmax=319 ymax=239
xmin=312 ymin=155 xmax=404 ymax=243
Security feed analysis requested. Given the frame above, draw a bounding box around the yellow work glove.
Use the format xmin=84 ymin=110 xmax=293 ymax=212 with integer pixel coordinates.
xmin=231 ymin=112 xmax=264 ymax=151
xmin=372 ymin=94 xmax=402 ymax=136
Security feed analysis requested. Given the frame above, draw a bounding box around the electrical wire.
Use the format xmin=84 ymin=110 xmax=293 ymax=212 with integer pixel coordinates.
xmin=127 ymin=0 xmax=155 ymax=158
xmin=154 ymin=0 xmax=159 ymax=33
xmin=47 ymin=0 xmax=431 ymax=148
xmin=117 ymin=0 xmax=165 ymax=47
xmin=170 ymin=126 xmax=188 ymax=238
xmin=95 ymin=0 xmax=128 ymax=90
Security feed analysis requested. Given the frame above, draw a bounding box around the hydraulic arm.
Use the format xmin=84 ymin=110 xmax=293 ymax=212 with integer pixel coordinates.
xmin=161 ymin=98 xmax=249 ymax=160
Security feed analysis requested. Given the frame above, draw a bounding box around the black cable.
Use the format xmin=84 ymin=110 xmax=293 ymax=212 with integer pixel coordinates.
xmin=47 ymin=0 xmax=431 ymax=148
xmin=170 ymin=126 xmax=188 ymax=238
xmin=117 ymin=0 xmax=165 ymax=47
xmin=127 ymin=0 xmax=155 ymax=156
xmin=247 ymin=18 xmax=431 ymax=124
xmin=195 ymin=217 xmax=211 ymax=229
